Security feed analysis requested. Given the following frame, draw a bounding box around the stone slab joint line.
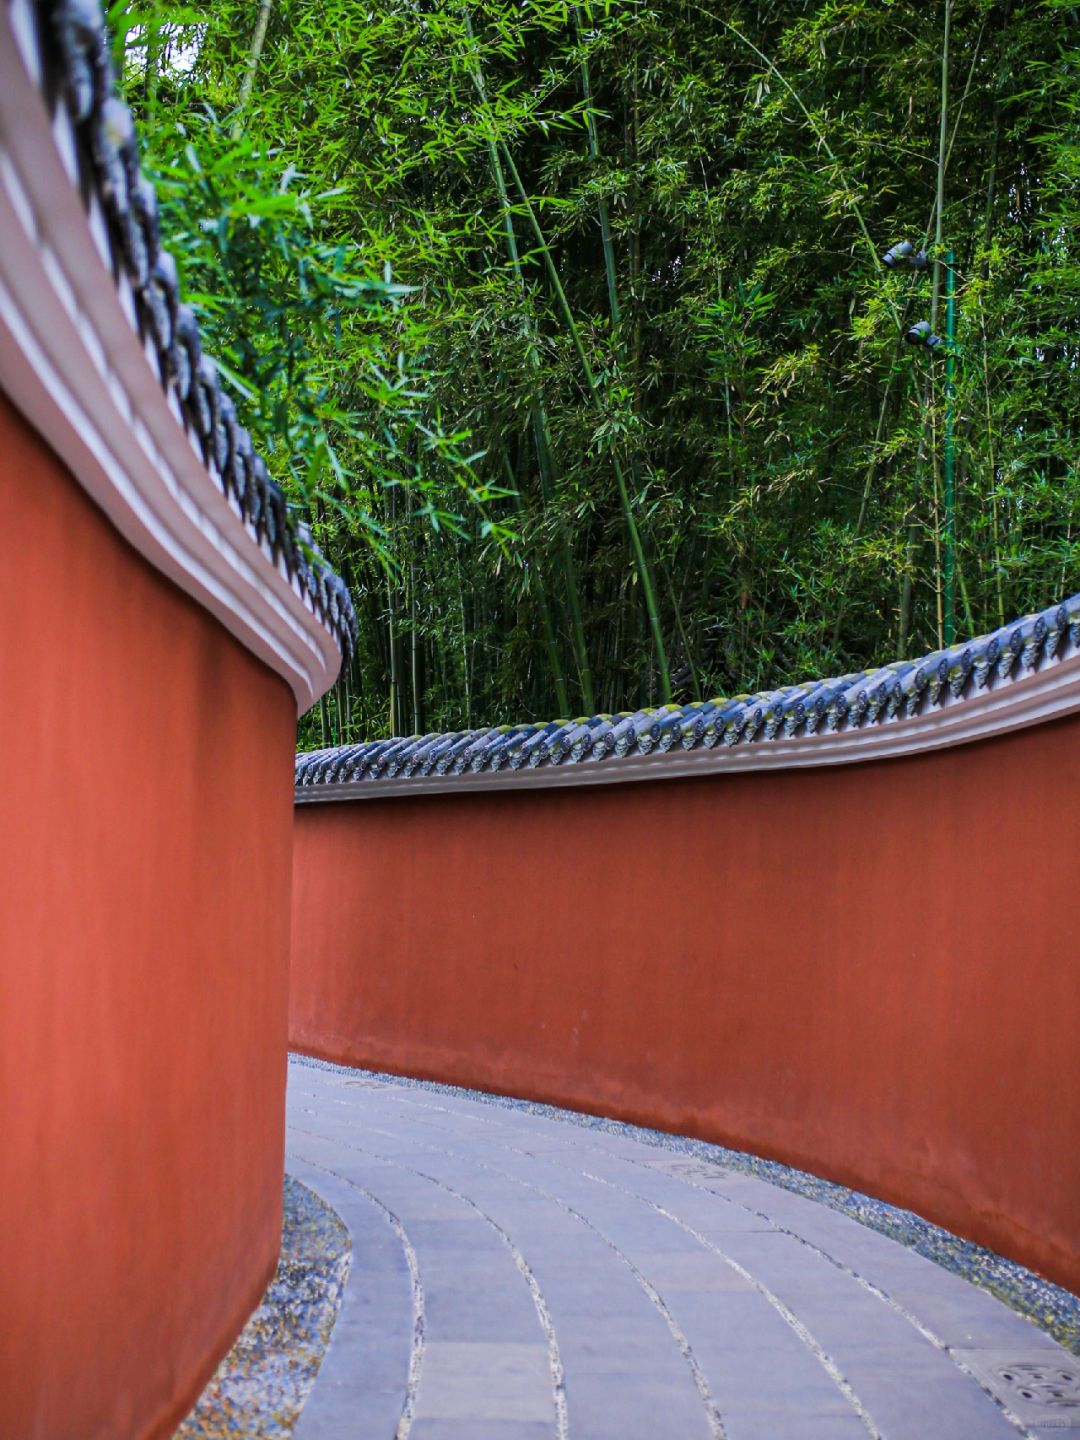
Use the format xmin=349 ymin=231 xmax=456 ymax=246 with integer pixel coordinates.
xmin=298 ymin=1060 xmax=1077 ymax=1354
xmin=308 ymin=1100 xmax=881 ymax=1440
xmin=309 ymin=1078 xmax=1040 ymax=1439
xmin=291 ymin=1117 xmax=731 ymax=1440
xmin=576 ymin=1168 xmax=898 ymax=1440
xmin=602 ymin=1157 xmax=1041 ymax=1440
xmin=350 ymin=1080 xmax=1035 ymax=1438
xmin=292 ymin=1151 xmax=425 ymax=1440
xmin=292 ymin=1129 xmax=571 ymax=1440
xmin=290 ymin=1122 xmax=724 ymax=1437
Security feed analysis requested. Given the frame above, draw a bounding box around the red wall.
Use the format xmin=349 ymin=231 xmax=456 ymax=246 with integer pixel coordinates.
xmin=291 ymin=720 xmax=1080 ymax=1297
xmin=0 ymin=391 xmax=297 ymax=1439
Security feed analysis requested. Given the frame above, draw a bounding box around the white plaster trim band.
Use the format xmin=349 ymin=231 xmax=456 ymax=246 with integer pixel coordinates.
xmin=0 ymin=0 xmax=341 ymax=711
xmin=294 ymin=644 xmax=1080 ymax=801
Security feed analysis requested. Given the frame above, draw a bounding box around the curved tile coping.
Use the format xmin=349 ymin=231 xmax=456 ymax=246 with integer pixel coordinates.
xmin=1 ymin=0 xmax=356 ymax=709
xmin=290 ymin=1055 xmax=1080 ymax=1356
xmin=296 ymin=594 xmax=1080 ymax=796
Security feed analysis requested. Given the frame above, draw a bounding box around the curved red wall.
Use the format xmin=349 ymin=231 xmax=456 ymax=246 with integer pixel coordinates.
xmin=290 ymin=719 xmax=1080 ymax=1298
xmin=0 ymin=391 xmax=297 ymax=1439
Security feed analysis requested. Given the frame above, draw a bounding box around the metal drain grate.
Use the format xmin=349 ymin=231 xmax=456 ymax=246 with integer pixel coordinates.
xmin=956 ymin=1351 xmax=1080 ymax=1428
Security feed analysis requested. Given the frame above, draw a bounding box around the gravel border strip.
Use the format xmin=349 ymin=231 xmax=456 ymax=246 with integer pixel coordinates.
xmin=175 ymin=1174 xmax=351 ymax=1439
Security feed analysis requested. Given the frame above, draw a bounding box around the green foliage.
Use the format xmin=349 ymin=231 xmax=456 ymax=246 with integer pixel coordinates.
xmin=119 ymin=0 xmax=1080 ymax=743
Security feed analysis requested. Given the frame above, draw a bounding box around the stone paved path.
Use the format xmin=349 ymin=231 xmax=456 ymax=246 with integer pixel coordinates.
xmin=285 ymin=1060 xmax=1079 ymax=1440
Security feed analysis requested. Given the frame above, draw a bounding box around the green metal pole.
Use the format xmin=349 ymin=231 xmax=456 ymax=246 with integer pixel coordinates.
xmin=943 ymin=250 xmax=956 ymax=645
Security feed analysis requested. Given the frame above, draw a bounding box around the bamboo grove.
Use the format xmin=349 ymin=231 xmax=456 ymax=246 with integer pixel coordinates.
xmin=117 ymin=0 xmax=1080 ymax=743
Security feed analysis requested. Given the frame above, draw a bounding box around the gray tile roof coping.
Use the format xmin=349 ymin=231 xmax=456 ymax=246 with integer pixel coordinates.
xmin=37 ymin=0 xmax=357 ymax=664
xmin=296 ymin=596 xmax=1080 ymax=798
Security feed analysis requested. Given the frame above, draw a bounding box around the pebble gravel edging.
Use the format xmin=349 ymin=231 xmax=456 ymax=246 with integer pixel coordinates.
xmin=174 ymin=1175 xmax=351 ymax=1439
xmin=290 ymin=1052 xmax=1080 ymax=1357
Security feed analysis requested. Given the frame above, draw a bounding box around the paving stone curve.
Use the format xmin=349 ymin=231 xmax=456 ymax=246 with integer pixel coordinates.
xmin=285 ymin=1058 xmax=1080 ymax=1440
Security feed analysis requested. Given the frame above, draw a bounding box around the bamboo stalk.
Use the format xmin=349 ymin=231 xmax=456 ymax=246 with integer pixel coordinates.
xmin=574 ymin=5 xmax=620 ymax=332
xmin=576 ymin=5 xmax=679 ymax=706
xmin=463 ymin=13 xmax=596 ymax=711
xmin=898 ymin=0 xmax=952 ymax=656
xmin=497 ymin=143 xmax=672 ymax=700
xmin=410 ymin=554 xmax=422 ymax=734
xmin=456 ymin=552 xmax=471 ymax=728
xmin=690 ymin=5 xmax=900 ymax=325
xmin=662 ymin=553 xmax=702 ymax=700
xmin=897 ymin=372 xmax=934 ymax=659
xmin=385 ymin=484 xmax=399 ymax=735
xmin=230 ymin=0 xmax=273 ymax=140
xmin=979 ymin=304 xmax=1005 ymax=629
xmin=930 ymin=382 xmax=944 ymax=648
xmin=503 ymin=454 xmax=570 ymax=715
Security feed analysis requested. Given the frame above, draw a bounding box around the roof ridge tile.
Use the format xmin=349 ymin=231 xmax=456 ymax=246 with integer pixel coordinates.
xmin=42 ymin=0 xmax=357 ymax=664
xmin=295 ymin=591 xmax=1080 ymax=791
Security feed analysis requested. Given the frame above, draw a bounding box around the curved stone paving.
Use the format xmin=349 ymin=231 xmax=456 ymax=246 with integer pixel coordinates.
xmin=285 ymin=1060 xmax=1079 ymax=1440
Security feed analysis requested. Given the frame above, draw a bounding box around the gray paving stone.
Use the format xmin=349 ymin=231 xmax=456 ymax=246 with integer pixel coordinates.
xmin=628 ymin=1250 xmax=755 ymax=1293
xmin=724 ymin=1415 xmax=870 ymax=1440
xmin=286 ymin=1061 xmax=1076 ymax=1440
xmin=420 ymin=1257 xmax=544 ymax=1345
xmin=671 ymin=1287 xmax=869 ymax=1418
xmin=403 ymin=1217 xmax=492 ymax=1248
xmin=287 ymin=1159 xmax=413 ymax=1440
xmin=569 ymin=1144 xmax=1062 ymax=1360
xmin=416 ymin=1342 xmax=554 ymax=1423
xmin=835 ymin=1355 xmax=1020 ymax=1440
xmin=691 ymin=1232 xmax=1019 ymax=1439
xmin=561 ymin=1368 xmax=715 ymax=1439
xmin=551 ymin=1316 xmax=700 ymax=1376
xmin=411 ymin=1424 xmax=555 ymax=1440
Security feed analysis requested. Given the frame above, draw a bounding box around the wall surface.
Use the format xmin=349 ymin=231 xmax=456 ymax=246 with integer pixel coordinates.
xmin=291 ymin=715 xmax=1080 ymax=1298
xmin=0 ymin=390 xmax=297 ymax=1440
